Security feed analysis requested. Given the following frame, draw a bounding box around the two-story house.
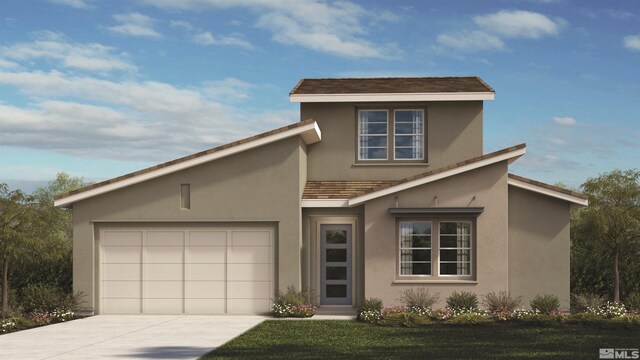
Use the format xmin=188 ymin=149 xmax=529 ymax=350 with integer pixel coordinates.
xmin=54 ymin=77 xmax=588 ymax=315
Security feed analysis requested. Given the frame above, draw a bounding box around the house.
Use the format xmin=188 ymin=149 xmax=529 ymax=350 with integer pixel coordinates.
xmin=54 ymin=76 xmax=588 ymax=315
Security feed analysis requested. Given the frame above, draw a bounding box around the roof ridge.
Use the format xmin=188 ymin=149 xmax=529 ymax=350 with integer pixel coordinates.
xmin=297 ymin=76 xmax=483 ymax=80
xmin=508 ymin=173 xmax=588 ymax=200
xmin=55 ymin=119 xmax=316 ymax=201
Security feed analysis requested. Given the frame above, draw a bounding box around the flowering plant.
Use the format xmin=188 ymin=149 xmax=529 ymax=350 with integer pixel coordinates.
xmin=29 ymin=310 xmax=53 ymax=326
xmin=381 ymin=306 xmax=408 ymax=315
xmin=588 ymin=301 xmax=627 ymax=318
xmin=51 ymin=309 xmax=74 ymax=322
xmin=272 ymin=303 xmax=317 ymax=318
xmin=358 ymin=310 xmax=382 ymax=322
xmin=1 ymin=318 xmax=17 ymax=333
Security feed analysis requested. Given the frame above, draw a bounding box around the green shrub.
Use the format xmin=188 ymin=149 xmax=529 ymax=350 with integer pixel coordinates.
xmin=571 ymin=293 xmax=605 ymax=313
xmin=445 ymin=313 xmax=492 ymax=325
xmin=20 ymin=284 xmax=83 ymax=313
xmin=399 ymin=288 xmax=440 ymax=311
xmin=274 ymin=286 xmax=312 ymax=307
xmin=357 ymin=298 xmax=383 ymax=322
xmin=624 ymin=292 xmax=640 ymax=313
xmin=530 ymin=294 xmax=560 ymax=315
xmin=446 ymin=291 xmax=478 ymax=312
xmin=483 ymin=291 xmax=522 ymax=313
xmin=378 ymin=312 xmax=433 ymax=327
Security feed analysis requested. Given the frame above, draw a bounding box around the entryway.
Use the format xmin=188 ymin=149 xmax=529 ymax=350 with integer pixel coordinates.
xmin=319 ymin=224 xmax=353 ymax=305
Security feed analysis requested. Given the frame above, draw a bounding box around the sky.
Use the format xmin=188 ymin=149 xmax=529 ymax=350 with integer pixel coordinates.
xmin=1 ymin=0 xmax=639 ymax=193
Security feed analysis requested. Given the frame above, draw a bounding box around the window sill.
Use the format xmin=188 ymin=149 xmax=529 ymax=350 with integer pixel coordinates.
xmin=352 ymin=162 xmax=429 ymax=167
xmin=393 ymin=279 xmax=478 ymax=284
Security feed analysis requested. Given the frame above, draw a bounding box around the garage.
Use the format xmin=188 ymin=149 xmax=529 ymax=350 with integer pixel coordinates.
xmin=99 ymin=226 xmax=274 ymax=315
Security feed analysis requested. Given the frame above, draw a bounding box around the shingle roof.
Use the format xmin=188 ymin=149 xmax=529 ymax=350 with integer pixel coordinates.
xmin=55 ymin=119 xmax=317 ymax=201
xmin=508 ymin=174 xmax=588 ymax=200
xmin=303 ymin=181 xmax=395 ymax=199
xmin=290 ymin=76 xmax=494 ymax=95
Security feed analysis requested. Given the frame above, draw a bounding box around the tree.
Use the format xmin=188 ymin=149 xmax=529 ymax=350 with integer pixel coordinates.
xmin=0 ymin=183 xmax=34 ymax=313
xmin=573 ymin=169 xmax=640 ymax=302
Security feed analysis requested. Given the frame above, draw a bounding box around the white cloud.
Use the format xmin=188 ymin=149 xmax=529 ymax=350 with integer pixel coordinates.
xmin=47 ymin=0 xmax=91 ymax=9
xmin=436 ymin=30 xmax=505 ymax=52
xmin=192 ymin=31 xmax=253 ymax=49
xmin=474 ymin=10 xmax=564 ymax=39
xmin=170 ymin=20 xmax=194 ymax=31
xmin=553 ymin=117 xmax=577 ymax=126
xmin=1 ymin=32 xmax=135 ymax=72
xmin=0 ymin=69 xmax=296 ymax=161
xmin=0 ymin=58 xmax=20 ymax=68
xmin=623 ymin=35 xmax=640 ymax=51
xmin=141 ymin=0 xmax=400 ymax=59
xmin=107 ymin=13 xmax=162 ymax=39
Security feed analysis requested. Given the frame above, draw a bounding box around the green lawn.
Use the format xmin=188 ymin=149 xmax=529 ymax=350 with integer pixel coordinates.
xmin=202 ymin=320 xmax=640 ymax=359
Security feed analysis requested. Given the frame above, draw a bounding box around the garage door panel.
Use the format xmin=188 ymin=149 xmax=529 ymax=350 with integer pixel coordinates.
xmin=228 ymin=299 xmax=271 ymax=314
xmin=146 ymin=246 xmax=184 ymax=264
xmin=231 ymin=231 xmax=271 ymax=247
xmin=227 ymin=281 xmax=271 ymax=299
xmin=186 ymin=281 xmax=225 ymax=299
xmin=186 ymin=299 xmax=225 ymax=314
xmin=102 ymin=247 xmax=141 ymax=264
xmin=103 ymin=281 xmax=141 ymax=299
xmin=104 ymin=299 xmax=142 ymax=314
xmin=104 ymin=264 xmax=141 ymax=281
xmin=227 ymin=263 xmax=271 ymax=282
xmin=103 ymin=231 xmax=142 ymax=247
xmin=187 ymin=247 xmax=225 ymax=264
xmin=187 ymin=264 xmax=225 ymax=281
xmin=145 ymin=264 xmax=183 ymax=281
xmin=228 ymin=246 xmax=271 ymax=264
xmin=189 ymin=231 xmax=227 ymax=247
xmin=145 ymin=299 xmax=183 ymax=314
xmin=145 ymin=281 xmax=184 ymax=298
xmin=147 ymin=231 xmax=184 ymax=247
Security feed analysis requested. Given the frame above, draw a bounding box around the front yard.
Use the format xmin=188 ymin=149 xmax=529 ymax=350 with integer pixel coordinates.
xmin=202 ymin=320 xmax=640 ymax=359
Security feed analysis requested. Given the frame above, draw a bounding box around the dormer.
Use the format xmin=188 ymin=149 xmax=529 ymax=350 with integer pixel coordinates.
xmin=290 ymin=77 xmax=495 ymax=181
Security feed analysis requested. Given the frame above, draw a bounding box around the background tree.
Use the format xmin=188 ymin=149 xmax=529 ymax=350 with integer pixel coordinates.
xmin=571 ymin=169 xmax=640 ymax=302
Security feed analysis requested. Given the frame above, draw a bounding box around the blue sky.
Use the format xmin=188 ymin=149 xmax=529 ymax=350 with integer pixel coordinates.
xmin=1 ymin=0 xmax=639 ymax=192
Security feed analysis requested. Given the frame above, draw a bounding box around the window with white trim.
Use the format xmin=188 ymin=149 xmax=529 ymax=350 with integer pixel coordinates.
xmin=398 ymin=219 xmax=473 ymax=279
xmin=399 ymin=221 xmax=432 ymax=275
xmin=358 ymin=110 xmax=388 ymax=160
xmin=439 ymin=222 xmax=472 ymax=276
xmin=394 ymin=110 xmax=424 ymax=160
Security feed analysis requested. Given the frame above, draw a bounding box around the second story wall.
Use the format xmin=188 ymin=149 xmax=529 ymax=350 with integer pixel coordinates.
xmin=301 ymin=101 xmax=484 ymax=181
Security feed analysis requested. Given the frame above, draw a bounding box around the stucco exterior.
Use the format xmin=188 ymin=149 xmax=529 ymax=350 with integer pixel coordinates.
xmin=301 ymin=101 xmax=483 ymax=181
xmin=508 ymin=186 xmax=571 ymax=309
xmin=72 ymin=137 xmax=307 ymax=313
xmin=362 ymin=161 xmax=509 ymax=308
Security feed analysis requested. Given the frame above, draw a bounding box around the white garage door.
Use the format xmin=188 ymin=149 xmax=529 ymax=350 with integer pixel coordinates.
xmin=100 ymin=226 xmax=274 ymax=315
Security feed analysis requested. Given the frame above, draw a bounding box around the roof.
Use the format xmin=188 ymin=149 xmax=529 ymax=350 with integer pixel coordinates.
xmin=54 ymin=119 xmax=322 ymax=207
xmin=289 ymin=77 xmax=495 ymax=103
xmin=347 ymin=144 xmax=526 ymax=205
xmin=507 ymin=173 xmax=588 ymax=206
xmin=303 ymin=181 xmax=395 ymax=199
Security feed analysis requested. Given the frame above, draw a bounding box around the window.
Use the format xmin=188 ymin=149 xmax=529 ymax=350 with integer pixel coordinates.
xmin=399 ymin=221 xmax=432 ymax=275
xmin=357 ymin=108 xmax=425 ymax=162
xmin=358 ymin=110 xmax=388 ymax=160
xmin=394 ymin=110 xmax=424 ymax=160
xmin=180 ymin=184 xmax=190 ymax=209
xmin=439 ymin=222 xmax=472 ymax=276
xmin=398 ymin=219 xmax=473 ymax=279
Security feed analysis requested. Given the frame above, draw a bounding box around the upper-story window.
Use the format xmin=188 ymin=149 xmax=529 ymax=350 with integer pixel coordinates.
xmin=358 ymin=108 xmax=425 ymax=162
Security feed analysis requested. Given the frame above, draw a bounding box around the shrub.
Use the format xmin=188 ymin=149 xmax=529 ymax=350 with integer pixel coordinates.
xmin=378 ymin=312 xmax=433 ymax=327
xmin=1 ymin=318 xmax=17 ymax=333
xmin=446 ymin=291 xmax=478 ymax=312
xmin=272 ymin=286 xmax=316 ymax=318
xmin=20 ymin=284 xmax=85 ymax=313
xmin=483 ymin=291 xmax=522 ymax=318
xmin=357 ymin=298 xmax=383 ymax=322
xmin=445 ymin=313 xmax=492 ymax=325
xmin=610 ymin=315 xmax=640 ymax=330
xmin=624 ymin=292 xmax=640 ymax=313
xmin=530 ymin=294 xmax=560 ymax=315
xmin=571 ymin=293 xmax=605 ymax=313
xmin=399 ymin=288 xmax=440 ymax=311
xmin=588 ymin=301 xmax=627 ymax=318
xmin=382 ymin=305 xmax=408 ymax=315
xmin=29 ymin=310 xmax=54 ymax=326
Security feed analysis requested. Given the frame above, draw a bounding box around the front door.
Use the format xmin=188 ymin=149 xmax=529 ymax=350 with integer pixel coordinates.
xmin=320 ymin=224 xmax=352 ymax=305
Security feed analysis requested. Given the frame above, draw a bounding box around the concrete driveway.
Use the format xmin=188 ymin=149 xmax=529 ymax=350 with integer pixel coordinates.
xmin=0 ymin=315 xmax=267 ymax=360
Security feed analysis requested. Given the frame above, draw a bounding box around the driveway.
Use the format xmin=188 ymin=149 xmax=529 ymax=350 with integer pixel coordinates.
xmin=0 ymin=315 xmax=267 ymax=359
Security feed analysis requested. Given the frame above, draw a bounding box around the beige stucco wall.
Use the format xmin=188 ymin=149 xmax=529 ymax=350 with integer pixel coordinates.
xmin=363 ymin=161 xmax=508 ymax=308
xmin=72 ymin=137 xmax=307 ymax=313
xmin=508 ymin=186 xmax=571 ymax=309
xmin=301 ymin=101 xmax=483 ymax=181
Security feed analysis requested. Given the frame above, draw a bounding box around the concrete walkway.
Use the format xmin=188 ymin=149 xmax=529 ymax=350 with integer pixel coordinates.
xmin=0 ymin=315 xmax=267 ymax=360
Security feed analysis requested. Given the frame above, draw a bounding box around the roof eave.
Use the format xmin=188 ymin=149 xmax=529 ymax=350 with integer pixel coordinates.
xmin=289 ymin=92 xmax=495 ymax=103
xmin=507 ymin=177 xmax=589 ymax=206
xmin=54 ymin=121 xmax=322 ymax=208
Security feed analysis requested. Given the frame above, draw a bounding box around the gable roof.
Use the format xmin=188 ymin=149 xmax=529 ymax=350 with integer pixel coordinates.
xmin=303 ymin=181 xmax=395 ymax=199
xmin=507 ymin=174 xmax=588 ymax=206
xmin=290 ymin=76 xmax=495 ymax=103
xmin=347 ymin=144 xmax=526 ymax=206
xmin=54 ymin=119 xmax=321 ymax=208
